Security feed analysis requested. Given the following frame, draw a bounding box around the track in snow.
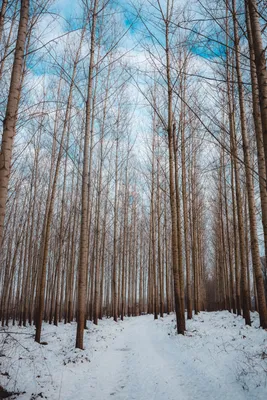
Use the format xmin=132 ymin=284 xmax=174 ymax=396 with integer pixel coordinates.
xmin=61 ymin=314 xmax=265 ymax=400
xmin=1 ymin=312 xmax=266 ymax=400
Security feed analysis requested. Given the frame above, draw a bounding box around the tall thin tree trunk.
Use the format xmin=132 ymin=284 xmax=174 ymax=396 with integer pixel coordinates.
xmin=0 ymin=0 xmax=29 ymax=248
xmin=232 ymin=0 xmax=266 ymax=327
xmin=76 ymin=0 xmax=99 ymax=349
xmin=165 ymin=6 xmax=185 ymax=333
xmin=112 ymin=134 xmax=119 ymax=322
xmin=247 ymin=0 xmax=267 ymax=177
xmin=0 ymin=0 xmax=8 ymax=43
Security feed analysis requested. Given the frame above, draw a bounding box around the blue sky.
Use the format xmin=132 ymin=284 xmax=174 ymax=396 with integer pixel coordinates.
xmin=53 ymin=0 xmax=81 ymax=19
xmin=49 ymin=0 xmax=222 ymax=59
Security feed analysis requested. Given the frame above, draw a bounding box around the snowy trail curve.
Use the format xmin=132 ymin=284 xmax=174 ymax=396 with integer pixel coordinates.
xmin=60 ymin=314 xmax=263 ymax=400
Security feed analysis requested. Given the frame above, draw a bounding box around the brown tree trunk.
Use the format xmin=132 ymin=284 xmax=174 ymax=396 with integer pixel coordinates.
xmin=247 ymin=0 xmax=267 ymax=178
xmin=121 ymin=157 xmax=129 ymax=320
xmin=76 ymin=0 xmax=99 ymax=349
xmin=180 ymin=74 xmax=192 ymax=319
xmin=112 ymin=134 xmax=119 ymax=322
xmin=232 ymin=0 xmax=266 ymax=327
xmin=156 ymin=151 xmax=164 ymax=317
xmin=0 ymin=0 xmax=8 ymax=43
xmin=0 ymin=0 xmax=29 ymax=248
xmin=165 ymin=8 xmax=185 ymax=333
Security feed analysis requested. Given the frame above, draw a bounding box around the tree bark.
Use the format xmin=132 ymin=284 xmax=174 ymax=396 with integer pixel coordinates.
xmin=76 ymin=0 xmax=99 ymax=349
xmin=232 ymin=0 xmax=266 ymax=327
xmin=247 ymin=0 xmax=267 ymax=179
xmin=0 ymin=0 xmax=29 ymax=248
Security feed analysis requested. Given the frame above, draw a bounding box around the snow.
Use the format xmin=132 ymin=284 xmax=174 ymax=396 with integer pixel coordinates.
xmin=0 ymin=311 xmax=267 ymax=399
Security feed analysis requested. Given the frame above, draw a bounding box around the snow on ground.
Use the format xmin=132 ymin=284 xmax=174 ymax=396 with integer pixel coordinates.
xmin=0 ymin=311 xmax=266 ymax=399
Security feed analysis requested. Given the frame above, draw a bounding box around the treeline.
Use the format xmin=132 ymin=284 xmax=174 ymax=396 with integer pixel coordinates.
xmin=0 ymin=0 xmax=267 ymax=350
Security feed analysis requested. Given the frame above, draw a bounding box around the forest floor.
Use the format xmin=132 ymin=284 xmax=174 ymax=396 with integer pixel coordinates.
xmin=0 ymin=311 xmax=267 ymax=400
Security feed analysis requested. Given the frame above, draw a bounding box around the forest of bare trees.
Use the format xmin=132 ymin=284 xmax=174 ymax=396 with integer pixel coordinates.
xmin=0 ymin=0 xmax=267 ymax=354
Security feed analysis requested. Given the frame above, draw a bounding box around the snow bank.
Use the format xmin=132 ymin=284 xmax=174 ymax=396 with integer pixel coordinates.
xmin=154 ymin=311 xmax=267 ymax=399
xmin=0 ymin=318 xmax=124 ymax=399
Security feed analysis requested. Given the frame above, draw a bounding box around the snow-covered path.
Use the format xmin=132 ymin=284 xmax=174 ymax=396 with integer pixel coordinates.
xmin=72 ymin=316 xmax=188 ymax=400
xmin=73 ymin=316 xmax=227 ymax=400
xmin=1 ymin=312 xmax=267 ymax=400
xmin=61 ymin=314 xmax=266 ymax=400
